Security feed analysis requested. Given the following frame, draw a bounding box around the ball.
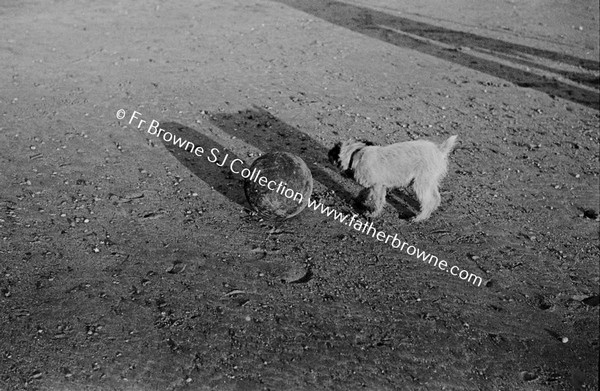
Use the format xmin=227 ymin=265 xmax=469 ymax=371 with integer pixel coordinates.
xmin=244 ymin=152 xmax=313 ymax=219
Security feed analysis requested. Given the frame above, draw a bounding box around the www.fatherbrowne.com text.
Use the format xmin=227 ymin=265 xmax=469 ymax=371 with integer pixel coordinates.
xmin=118 ymin=109 xmax=483 ymax=287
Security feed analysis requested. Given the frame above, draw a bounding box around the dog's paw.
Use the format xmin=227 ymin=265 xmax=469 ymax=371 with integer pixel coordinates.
xmin=352 ymin=203 xmax=375 ymax=219
xmin=363 ymin=210 xmax=377 ymax=219
xmin=356 ymin=208 xmax=374 ymax=219
xmin=354 ymin=202 xmax=376 ymax=217
xmin=362 ymin=206 xmax=384 ymax=219
xmin=410 ymin=214 xmax=429 ymax=222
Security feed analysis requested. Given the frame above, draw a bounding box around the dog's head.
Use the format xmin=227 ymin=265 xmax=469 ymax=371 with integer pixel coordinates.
xmin=328 ymin=139 xmax=374 ymax=173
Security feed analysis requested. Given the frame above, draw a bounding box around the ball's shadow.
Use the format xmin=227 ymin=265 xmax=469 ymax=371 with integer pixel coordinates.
xmin=159 ymin=122 xmax=249 ymax=208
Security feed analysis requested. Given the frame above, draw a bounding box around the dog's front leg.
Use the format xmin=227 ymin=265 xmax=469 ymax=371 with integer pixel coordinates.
xmin=358 ymin=184 xmax=386 ymax=217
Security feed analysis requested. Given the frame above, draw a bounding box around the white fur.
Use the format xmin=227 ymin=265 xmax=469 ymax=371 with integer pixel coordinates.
xmin=330 ymin=135 xmax=458 ymax=221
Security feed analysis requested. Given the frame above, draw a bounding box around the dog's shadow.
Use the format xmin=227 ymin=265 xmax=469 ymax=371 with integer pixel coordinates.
xmin=386 ymin=189 xmax=420 ymax=220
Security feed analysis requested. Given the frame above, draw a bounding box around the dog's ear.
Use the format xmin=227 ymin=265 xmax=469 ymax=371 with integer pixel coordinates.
xmin=336 ymin=140 xmax=366 ymax=171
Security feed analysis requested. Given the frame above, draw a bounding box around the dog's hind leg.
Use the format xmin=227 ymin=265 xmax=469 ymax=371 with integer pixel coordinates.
xmin=412 ymin=180 xmax=441 ymax=222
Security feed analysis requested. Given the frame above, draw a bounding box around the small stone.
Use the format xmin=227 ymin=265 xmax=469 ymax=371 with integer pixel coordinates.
xmin=561 ymin=337 xmax=569 ymax=343
xmin=165 ymin=261 xmax=186 ymax=274
xmin=582 ymin=295 xmax=599 ymax=307
xmin=572 ymin=294 xmax=589 ymax=301
xmin=125 ymin=191 xmax=144 ymax=200
xmin=280 ymin=264 xmax=312 ymax=283
xmin=521 ymin=371 xmax=538 ymax=381
xmin=582 ymin=208 xmax=598 ymax=220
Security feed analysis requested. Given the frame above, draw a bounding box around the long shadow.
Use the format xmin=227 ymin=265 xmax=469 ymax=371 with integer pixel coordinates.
xmin=271 ymin=0 xmax=599 ymax=109
xmin=159 ymin=122 xmax=248 ymax=208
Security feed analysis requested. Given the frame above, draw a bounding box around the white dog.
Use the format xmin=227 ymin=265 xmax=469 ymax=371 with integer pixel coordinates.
xmin=328 ymin=135 xmax=458 ymax=221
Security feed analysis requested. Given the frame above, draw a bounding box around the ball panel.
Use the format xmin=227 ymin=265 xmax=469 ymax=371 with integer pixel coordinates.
xmin=244 ymin=152 xmax=313 ymax=219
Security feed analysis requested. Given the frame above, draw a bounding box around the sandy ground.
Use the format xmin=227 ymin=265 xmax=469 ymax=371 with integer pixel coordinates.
xmin=1 ymin=0 xmax=599 ymax=390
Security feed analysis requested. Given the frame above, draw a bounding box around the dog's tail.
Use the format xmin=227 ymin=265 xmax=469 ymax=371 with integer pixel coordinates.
xmin=439 ymin=135 xmax=458 ymax=156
